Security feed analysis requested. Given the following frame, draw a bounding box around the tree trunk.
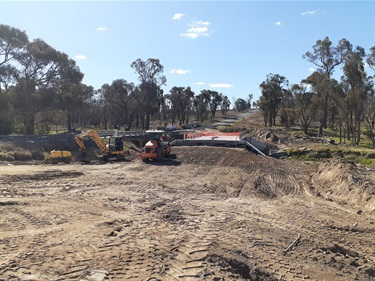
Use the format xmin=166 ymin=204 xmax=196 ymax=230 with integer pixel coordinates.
xmin=26 ymin=116 xmax=35 ymax=134
xmin=319 ymin=94 xmax=329 ymax=137
xmin=145 ymin=112 xmax=150 ymax=130
xmin=66 ymin=112 xmax=72 ymax=131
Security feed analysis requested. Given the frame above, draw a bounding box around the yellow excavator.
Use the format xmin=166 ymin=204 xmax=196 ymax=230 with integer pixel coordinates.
xmin=74 ymin=130 xmax=128 ymax=163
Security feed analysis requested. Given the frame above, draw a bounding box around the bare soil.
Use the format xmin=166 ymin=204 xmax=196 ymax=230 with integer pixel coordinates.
xmin=0 ymin=146 xmax=375 ymax=281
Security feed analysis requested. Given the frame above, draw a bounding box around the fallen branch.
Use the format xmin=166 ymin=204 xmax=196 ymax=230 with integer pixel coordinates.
xmin=282 ymin=234 xmax=301 ymax=255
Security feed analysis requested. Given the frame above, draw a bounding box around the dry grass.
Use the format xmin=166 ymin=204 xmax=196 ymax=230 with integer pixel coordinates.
xmin=0 ymin=143 xmax=45 ymax=161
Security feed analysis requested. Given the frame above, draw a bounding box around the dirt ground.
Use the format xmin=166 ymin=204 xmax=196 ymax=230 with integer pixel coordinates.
xmin=1 ymin=146 xmax=375 ymax=281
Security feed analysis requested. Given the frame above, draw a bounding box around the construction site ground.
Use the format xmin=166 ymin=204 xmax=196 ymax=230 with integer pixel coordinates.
xmin=1 ymin=146 xmax=375 ymax=281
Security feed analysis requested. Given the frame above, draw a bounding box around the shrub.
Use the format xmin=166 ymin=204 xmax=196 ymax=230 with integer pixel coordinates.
xmin=315 ymin=148 xmax=331 ymax=159
xmin=0 ymin=152 xmax=15 ymax=161
xmin=9 ymin=149 xmax=33 ymax=161
xmin=331 ymin=150 xmax=344 ymax=158
xmin=31 ymin=149 xmax=46 ymax=160
xmin=285 ymin=148 xmax=304 ymax=157
xmin=366 ymin=152 xmax=375 ymax=159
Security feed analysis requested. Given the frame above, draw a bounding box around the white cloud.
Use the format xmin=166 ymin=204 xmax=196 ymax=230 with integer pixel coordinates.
xmin=170 ymin=69 xmax=190 ymax=74
xmin=96 ymin=27 xmax=108 ymax=31
xmin=180 ymin=20 xmax=212 ymax=39
xmin=301 ymin=10 xmax=318 ymax=16
xmin=275 ymin=21 xmax=282 ymax=26
xmin=209 ymin=83 xmax=234 ymax=88
xmin=75 ymin=55 xmax=87 ymax=60
xmin=173 ymin=13 xmax=187 ymax=20
xmin=193 ymin=20 xmax=211 ymax=26
xmin=308 ymin=67 xmax=315 ymax=72
xmin=196 ymin=82 xmax=205 ymax=85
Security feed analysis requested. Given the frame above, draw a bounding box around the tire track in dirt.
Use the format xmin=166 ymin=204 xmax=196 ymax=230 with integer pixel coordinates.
xmin=1 ymin=147 xmax=374 ymax=280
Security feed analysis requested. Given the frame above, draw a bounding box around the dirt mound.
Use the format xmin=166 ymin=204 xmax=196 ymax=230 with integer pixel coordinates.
xmin=312 ymin=159 xmax=375 ymax=213
xmin=173 ymin=146 xmax=316 ymax=199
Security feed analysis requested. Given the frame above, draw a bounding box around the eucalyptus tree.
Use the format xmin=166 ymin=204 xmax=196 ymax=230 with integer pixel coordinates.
xmin=302 ymin=71 xmax=336 ymax=128
xmin=247 ymin=94 xmax=253 ymax=109
xmin=340 ymin=47 xmax=374 ymax=145
xmin=234 ymin=98 xmax=247 ymax=112
xmin=303 ymin=37 xmax=352 ymax=136
xmin=0 ymin=25 xmax=28 ymax=91
xmin=279 ymin=88 xmax=295 ymax=128
xmin=169 ymin=86 xmax=195 ymax=125
xmin=0 ymin=24 xmax=28 ymax=67
xmin=207 ymin=90 xmax=223 ymax=118
xmin=131 ymin=58 xmax=166 ymax=129
xmin=66 ymin=83 xmax=94 ymax=130
xmin=161 ymin=93 xmax=174 ymax=124
xmin=55 ymin=58 xmax=88 ymax=131
xmin=366 ymin=46 xmax=375 ymax=140
xmin=194 ymin=91 xmax=210 ymax=123
xmin=258 ymin=73 xmax=288 ymax=127
xmin=290 ymin=84 xmax=317 ymax=134
xmin=221 ymin=95 xmax=231 ymax=117
xmin=10 ymin=39 xmax=75 ymax=134
xmin=367 ymin=46 xmax=375 ymax=71
xmin=0 ymin=24 xmax=29 ymax=133
xmin=363 ymin=94 xmax=375 ymax=145
xmin=98 ymin=79 xmax=136 ymax=130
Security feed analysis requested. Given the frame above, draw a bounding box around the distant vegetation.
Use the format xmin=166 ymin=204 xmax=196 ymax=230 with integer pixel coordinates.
xmin=257 ymin=38 xmax=375 ymax=147
xmin=1 ymin=24 xmax=374 ymax=151
xmin=0 ymin=24 xmax=239 ymax=135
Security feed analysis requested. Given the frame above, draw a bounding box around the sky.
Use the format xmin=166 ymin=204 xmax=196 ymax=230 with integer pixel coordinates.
xmin=1 ymin=0 xmax=374 ymax=103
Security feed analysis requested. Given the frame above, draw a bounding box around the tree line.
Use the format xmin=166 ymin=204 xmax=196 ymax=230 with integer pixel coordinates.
xmin=0 ymin=24 xmax=235 ymax=135
xmin=257 ymin=37 xmax=375 ymax=146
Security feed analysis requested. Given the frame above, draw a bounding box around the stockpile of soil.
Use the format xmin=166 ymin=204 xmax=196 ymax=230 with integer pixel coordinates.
xmin=173 ymin=146 xmax=317 ymax=199
xmin=312 ymin=159 xmax=375 ymax=213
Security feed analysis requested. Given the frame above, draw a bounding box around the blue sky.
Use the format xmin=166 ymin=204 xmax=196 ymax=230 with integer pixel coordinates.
xmin=1 ymin=0 xmax=374 ymax=103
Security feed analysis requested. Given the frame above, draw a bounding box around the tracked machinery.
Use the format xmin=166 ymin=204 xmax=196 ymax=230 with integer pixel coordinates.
xmin=45 ymin=150 xmax=72 ymax=164
xmin=141 ymin=130 xmax=172 ymax=162
xmin=74 ymin=130 xmax=129 ymax=163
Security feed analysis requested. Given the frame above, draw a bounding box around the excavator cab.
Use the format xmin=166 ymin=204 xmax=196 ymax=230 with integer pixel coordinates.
xmin=105 ymin=136 xmax=124 ymax=152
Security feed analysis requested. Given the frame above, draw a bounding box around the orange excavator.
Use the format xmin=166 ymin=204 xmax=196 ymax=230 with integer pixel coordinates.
xmin=74 ymin=130 xmax=128 ymax=163
xmin=141 ymin=130 xmax=171 ymax=162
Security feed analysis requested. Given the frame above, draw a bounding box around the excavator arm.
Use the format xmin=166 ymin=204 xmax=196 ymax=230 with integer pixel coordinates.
xmin=74 ymin=131 xmax=109 ymax=154
xmin=74 ymin=136 xmax=87 ymax=153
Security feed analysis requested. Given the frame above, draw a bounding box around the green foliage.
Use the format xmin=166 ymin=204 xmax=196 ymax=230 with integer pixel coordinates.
xmin=279 ymin=107 xmax=296 ymax=127
xmin=234 ymin=98 xmax=247 ymax=112
xmin=284 ymin=145 xmax=375 ymax=167
xmin=315 ymin=148 xmax=331 ymax=159
xmin=285 ymin=148 xmax=299 ymax=156
xmin=218 ymin=126 xmax=247 ymax=133
xmin=356 ymin=157 xmax=375 ymax=166
xmin=366 ymin=152 xmax=375 ymax=159
xmin=259 ymin=74 xmax=289 ymax=127
xmin=0 ymin=119 xmax=13 ymax=134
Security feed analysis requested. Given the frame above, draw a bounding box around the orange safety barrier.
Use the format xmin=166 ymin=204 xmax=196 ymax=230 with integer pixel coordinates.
xmin=183 ymin=132 xmax=203 ymax=140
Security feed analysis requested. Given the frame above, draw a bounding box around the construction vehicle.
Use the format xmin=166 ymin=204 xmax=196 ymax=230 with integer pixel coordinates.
xmin=45 ymin=150 xmax=72 ymax=164
xmin=74 ymin=130 xmax=128 ymax=163
xmin=141 ymin=130 xmax=172 ymax=162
